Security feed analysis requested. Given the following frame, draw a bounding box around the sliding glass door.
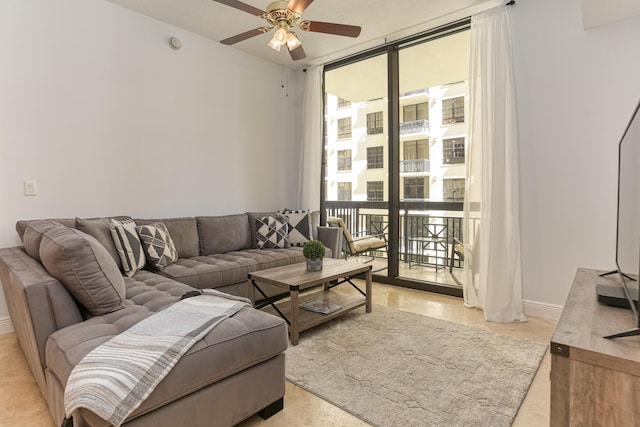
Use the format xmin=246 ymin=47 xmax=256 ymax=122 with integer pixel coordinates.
xmin=322 ymin=21 xmax=470 ymax=295
xmin=324 ymin=53 xmax=390 ymax=278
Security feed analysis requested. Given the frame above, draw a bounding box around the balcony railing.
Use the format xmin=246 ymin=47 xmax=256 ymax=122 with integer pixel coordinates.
xmin=400 ymin=119 xmax=430 ymax=135
xmin=323 ymin=200 xmax=467 ymax=269
xmin=400 ymin=159 xmax=430 ymax=174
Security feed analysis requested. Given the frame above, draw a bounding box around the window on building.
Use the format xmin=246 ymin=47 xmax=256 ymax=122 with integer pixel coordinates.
xmin=442 ymin=97 xmax=464 ymax=124
xmin=403 ymin=177 xmax=427 ymax=199
xmin=403 ymin=139 xmax=428 ymax=160
xmin=337 ymin=97 xmax=351 ymax=108
xmin=337 ymin=150 xmax=352 ymax=171
xmin=402 ymin=102 xmax=429 ymax=122
xmin=367 ymin=181 xmax=384 ymax=201
xmin=443 ymin=178 xmax=465 ymax=202
xmin=338 ymin=117 xmax=352 ymax=139
xmin=338 ymin=182 xmax=352 ymax=201
xmin=367 ymin=111 xmax=384 ymax=135
xmin=443 ymin=137 xmax=465 ymax=164
xmin=367 ymin=146 xmax=384 ymax=169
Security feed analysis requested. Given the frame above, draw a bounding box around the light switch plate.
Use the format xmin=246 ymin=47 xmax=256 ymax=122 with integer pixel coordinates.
xmin=24 ymin=180 xmax=37 ymax=196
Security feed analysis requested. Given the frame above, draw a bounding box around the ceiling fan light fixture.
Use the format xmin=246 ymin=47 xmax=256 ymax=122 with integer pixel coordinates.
xmin=268 ymin=27 xmax=288 ymax=51
xmin=286 ymin=32 xmax=301 ymax=50
xmin=267 ymin=38 xmax=282 ymax=51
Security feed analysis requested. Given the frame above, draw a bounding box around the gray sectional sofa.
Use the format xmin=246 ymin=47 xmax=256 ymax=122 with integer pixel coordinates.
xmin=0 ymin=212 xmax=341 ymax=427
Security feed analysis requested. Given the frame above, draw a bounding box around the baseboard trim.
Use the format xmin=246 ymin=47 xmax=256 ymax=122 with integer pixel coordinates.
xmin=0 ymin=316 xmax=14 ymax=335
xmin=523 ymin=299 xmax=563 ymax=320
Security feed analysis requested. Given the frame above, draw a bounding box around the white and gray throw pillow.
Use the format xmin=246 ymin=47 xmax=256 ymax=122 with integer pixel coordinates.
xmin=256 ymin=215 xmax=290 ymax=249
xmin=280 ymin=210 xmax=313 ymax=247
xmin=136 ymin=222 xmax=178 ymax=270
xmin=110 ymin=218 xmax=146 ymax=277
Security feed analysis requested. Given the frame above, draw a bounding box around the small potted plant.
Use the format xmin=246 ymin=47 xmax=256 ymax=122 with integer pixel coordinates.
xmin=303 ymin=240 xmax=325 ymax=272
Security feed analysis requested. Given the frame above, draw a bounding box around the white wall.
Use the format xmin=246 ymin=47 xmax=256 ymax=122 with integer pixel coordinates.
xmin=0 ymin=0 xmax=302 ymax=325
xmin=511 ymin=0 xmax=640 ymax=308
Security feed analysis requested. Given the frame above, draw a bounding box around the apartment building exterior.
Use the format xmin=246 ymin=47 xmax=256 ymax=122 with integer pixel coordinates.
xmin=324 ymin=81 xmax=469 ymax=206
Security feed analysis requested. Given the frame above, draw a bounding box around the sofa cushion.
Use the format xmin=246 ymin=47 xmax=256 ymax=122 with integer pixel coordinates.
xmin=255 ymin=215 xmax=290 ymax=249
xmin=75 ymin=217 xmax=131 ymax=269
xmin=136 ymin=223 xmax=179 ymax=270
xmin=110 ymin=219 xmax=146 ymax=277
xmin=157 ymin=248 xmax=306 ymax=289
xmin=197 ymin=214 xmax=252 ymax=255
xmin=39 ymin=225 xmax=125 ymax=316
xmin=22 ymin=220 xmax=63 ymax=262
xmin=134 ymin=217 xmax=199 ymax=258
xmin=45 ymin=277 xmax=287 ymax=423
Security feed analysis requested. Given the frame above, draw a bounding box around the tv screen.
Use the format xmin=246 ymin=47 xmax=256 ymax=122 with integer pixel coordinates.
xmin=607 ymin=98 xmax=640 ymax=339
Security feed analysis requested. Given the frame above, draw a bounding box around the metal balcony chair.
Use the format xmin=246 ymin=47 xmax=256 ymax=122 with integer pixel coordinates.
xmin=326 ymin=216 xmax=388 ymax=263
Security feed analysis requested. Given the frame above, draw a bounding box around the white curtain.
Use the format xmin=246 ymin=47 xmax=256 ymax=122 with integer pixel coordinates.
xmin=297 ymin=65 xmax=324 ymax=210
xmin=463 ymin=6 xmax=526 ymax=322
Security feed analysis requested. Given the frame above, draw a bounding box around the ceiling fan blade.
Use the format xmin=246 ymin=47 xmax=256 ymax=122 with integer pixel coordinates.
xmin=220 ymin=28 xmax=268 ymax=45
xmin=304 ymin=21 xmax=361 ymax=38
xmin=289 ymin=44 xmax=307 ymax=60
xmin=287 ymin=0 xmax=314 ymax=14
xmin=212 ymin=0 xmax=265 ymax=17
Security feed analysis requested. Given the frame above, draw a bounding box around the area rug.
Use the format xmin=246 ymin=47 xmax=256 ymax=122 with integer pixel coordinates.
xmin=285 ymin=305 xmax=547 ymax=427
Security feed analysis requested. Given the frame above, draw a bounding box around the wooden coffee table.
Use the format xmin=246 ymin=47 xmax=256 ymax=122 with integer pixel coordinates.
xmin=248 ymin=258 xmax=372 ymax=345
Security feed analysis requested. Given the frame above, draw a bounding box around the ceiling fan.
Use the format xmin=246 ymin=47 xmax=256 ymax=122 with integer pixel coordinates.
xmin=214 ymin=0 xmax=362 ymax=61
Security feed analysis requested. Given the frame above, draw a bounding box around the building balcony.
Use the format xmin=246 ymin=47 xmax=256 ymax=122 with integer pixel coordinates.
xmin=400 ymin=159 xmax=430 ymax=174
xmin=399 ymin=89 xmax=430 ymax=98
xmin=400 ymin=119 xmax=430 ymax=135
xmin=323 ymin=200 xmax=468 ymax=288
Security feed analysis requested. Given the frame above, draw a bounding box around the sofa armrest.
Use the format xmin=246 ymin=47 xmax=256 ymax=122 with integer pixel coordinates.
xmin=0 ymin=247 xmax=83 ymax=397
xmin=316 ymin=226 xmax=342 ymax=259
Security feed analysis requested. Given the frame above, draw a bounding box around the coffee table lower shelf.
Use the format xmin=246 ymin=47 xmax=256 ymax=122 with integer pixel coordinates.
xmin=262 ymin=289 xmax=367 ymax=340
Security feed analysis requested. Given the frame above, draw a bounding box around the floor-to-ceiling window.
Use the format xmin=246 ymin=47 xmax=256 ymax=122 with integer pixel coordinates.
xmin=322 ymin=21 xmax=470 ymax=296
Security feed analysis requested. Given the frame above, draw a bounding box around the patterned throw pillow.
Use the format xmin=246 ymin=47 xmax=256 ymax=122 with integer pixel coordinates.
xmin=110 ymin=219 xmax=146 ymax=277
xmin=136 ymin=223 xmax=179 ymax=270
xmin=280 ymin=210 xmax=313 ymax=247
xmin=256 ymin=216 xmax=290 ymax=249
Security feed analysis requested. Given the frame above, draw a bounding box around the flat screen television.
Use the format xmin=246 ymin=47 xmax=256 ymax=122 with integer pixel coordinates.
xmin=597 ymin=98 xmax=640 ymax=339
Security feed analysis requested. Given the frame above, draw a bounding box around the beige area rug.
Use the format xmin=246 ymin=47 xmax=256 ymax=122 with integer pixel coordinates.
xmin=285 ymin=305 xmax=547 ymax=427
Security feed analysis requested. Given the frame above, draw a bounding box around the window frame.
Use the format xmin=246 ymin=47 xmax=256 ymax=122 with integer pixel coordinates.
xmin=402 ymin=102 xmax=429 ymax=122
xmin=367 ymin=146 xmax=384 ymax=169
xmin=337 ymin=182 xmax=352 ymax=201
xmin=366 ymin=111 xmax=384 ymax=135
xmin=337 ymin=117 xmax=352 ymax=139
xmin=403 ymin=177 xmax=427 ymax=200
xmin=443 ymin=178 xmax=465 ymax=202
xmin=442 ymin=137 xmax=465 ymax=164
xmin=367 ymin=181 xmax=384 ymax=201
xmin=337 ymin=149 xmax=352 ymax=171
xmin=442 ymin=96 xmax=465 ymax=125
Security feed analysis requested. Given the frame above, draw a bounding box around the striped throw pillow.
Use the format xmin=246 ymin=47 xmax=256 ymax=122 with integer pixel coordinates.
xmin=110 ymin=219 xmax=146 ymax=277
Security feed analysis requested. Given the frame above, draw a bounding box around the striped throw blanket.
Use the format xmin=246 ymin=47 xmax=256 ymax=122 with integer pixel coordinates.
xmin=63 ymin=289 xmax=251 ymax=427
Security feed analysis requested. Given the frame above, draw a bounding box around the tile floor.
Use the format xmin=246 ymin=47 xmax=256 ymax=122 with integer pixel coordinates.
xmin=0 ymin=282 xmax=556 ymax=427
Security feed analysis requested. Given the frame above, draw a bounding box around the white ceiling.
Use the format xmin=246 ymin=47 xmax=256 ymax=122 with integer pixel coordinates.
xmin=106 ymin=0 xmax=495 ymax=68
xmin=581 ymin=0 xmax=640 ymax=30
xmin=106 ymin=0 xmax=640 ymax=68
